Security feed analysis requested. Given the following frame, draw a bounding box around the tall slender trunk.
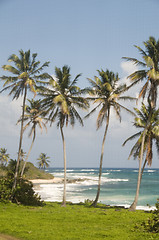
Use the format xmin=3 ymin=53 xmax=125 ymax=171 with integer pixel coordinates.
xmin=91 ymin=109 xmax=110 ymax=207
xmin=140 ymin=159 xmax=147 ymax=182
xmin=60 ymin=126 xmax=67 ymax=207
xmin=129 ymin=130 xmax=146 ymax=211
xmin=12 ymin=87 xmax=27 ymax=191
xmin=21 ymin=131 xmax=36 ymax=177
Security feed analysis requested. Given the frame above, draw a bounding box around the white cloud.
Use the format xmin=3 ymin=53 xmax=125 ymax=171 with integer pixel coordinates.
xmin=120 ymin=61 xmax=141 ymax=100
xmin=0 ymin=95 xmax=22 ymax=136
xmin=121 ymin=61 xmax=138 ymax=76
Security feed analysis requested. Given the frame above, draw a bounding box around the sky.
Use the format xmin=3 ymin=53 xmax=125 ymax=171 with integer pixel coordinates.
xmin=0 ymin=0 xmax=158 ymax=168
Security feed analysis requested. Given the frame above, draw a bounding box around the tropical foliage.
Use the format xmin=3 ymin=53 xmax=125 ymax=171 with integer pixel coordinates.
xmin=0 ymin=49 xmax=50 ymax=190
xmin=39 ymin=65 xmax=89 ymax=206
xmin=19 ymin=99 xmax=47 ymax=176
xmin=85 ymin=69 xmax=135 ymax=206
xmin=142 ymin=199 xmax=159 ymax=233
xmin=0 ymin=37 xmax=158 ymax=210
xmin=37 ymin=153 xmax=50 ymax=169
xmin=123 ymin=36 xmax=159 ymax=107
xmin=123 ymin=103 xmax=159 ymax=210
xmin=0 ymin=148 xmax=10 ymax=166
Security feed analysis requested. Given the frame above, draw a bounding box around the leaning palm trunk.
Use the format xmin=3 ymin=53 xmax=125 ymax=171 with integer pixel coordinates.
xmin=91 ymin=109 xmax=110 ymax=207
xmin=129 ymin=130 xmax=146 ymax=211
xmin=12 ymin=87 xmax=27 ymax=191
xmin=21 ymin=133 xmax=36 ymax=177
xmin=60 ymin=126 xmax=67 ymax=207
xmin=140 ymin=159 xmax=147 ymax=182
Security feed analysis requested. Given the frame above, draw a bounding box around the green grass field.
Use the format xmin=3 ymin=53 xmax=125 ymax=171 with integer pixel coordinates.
xmin=0 ymin=202 xmax=158 ymax=240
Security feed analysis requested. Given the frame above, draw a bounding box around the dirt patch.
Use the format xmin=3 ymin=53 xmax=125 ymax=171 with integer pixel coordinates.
xmin=0 ymin=234 xmax=21 ymax=240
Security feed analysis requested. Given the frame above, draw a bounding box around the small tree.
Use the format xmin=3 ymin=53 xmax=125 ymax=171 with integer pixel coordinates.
xmin=0 ymin=148 xmax=10 ymax=166
xmin=18 ymin=99 xmax=47 ymax=177
xmin=37 ymin=153 xmax=50 ymax=169
xmin=123 ymin=103 xmax=159 ymax=210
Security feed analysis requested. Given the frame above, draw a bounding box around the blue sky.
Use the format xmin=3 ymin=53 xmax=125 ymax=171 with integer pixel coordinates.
xmin=0 ymin=0 xmax=159 ymax=168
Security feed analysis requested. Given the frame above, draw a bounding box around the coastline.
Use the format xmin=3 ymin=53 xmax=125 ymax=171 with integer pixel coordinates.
xmin=30 ymin=177 xmax=63 ymax=184
xmin=30 ymin=177 xmax=89 ymax=184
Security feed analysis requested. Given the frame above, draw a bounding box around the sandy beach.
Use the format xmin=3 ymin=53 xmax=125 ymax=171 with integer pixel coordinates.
xmin=31 ymin=177 xmax=63 ymax=184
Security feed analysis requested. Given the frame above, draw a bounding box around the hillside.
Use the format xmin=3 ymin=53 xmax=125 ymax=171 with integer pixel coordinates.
xmin=0 ymin=162 xmax=54 ymax=180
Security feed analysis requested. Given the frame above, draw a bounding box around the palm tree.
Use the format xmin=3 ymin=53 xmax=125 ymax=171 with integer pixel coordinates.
xmin=85 ymin=69 xmax=135 ymax=207
xmin=39 ymin=65 xmax=89 ymax=206
xmin=123 ymin=102 xmax=159 ymax=210
xmin=123 ymin=36 xmax=159 ymax=107
xmin=19 ymin=149 xmax=27 ymax=162
xmin=0 ymin=148 xmax=10 ymax=166
xmin=0 ymin=50 xmax=50 ymax=189
xmin=18 ymin=99 xmax=47 ymax=177
xmin=37 ymin=153 xmax=50 ymax=169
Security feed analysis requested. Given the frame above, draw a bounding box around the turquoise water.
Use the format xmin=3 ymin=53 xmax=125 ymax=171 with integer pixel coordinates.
xmin=36 ymin=168 xmax=159 ymax=209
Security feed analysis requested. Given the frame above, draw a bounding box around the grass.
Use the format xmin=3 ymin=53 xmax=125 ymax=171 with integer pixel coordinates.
xmin=0 ymin=162 xmax=53 ymax=180
xmin=0 ymin=202 xmax=158 ymax=240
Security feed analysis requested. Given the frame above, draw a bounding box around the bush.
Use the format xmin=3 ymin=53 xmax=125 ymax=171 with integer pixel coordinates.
xmin=142 ymin=199 xmax=159 ymax=233
xmin=0 ymin=177 xmax=12 ymax=202
xmin=0 ymin=176 xmax=44 ymax=206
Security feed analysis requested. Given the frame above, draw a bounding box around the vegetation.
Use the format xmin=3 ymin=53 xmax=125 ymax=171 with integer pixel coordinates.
xmin=0 ymin=202 xmax=159 ymax=240
xmin=19 ymin=99 xmax=47 ymax=177
xmin=0 ymin=148 xmax=10 ymax=166
xmin=39 ymin=65 xmax=89 ymax=206
xmin=37 ymin=153 xmax=50 ymax=169
xmin=0 ymin=37 xmax=158 ymax=213
xmin=0 ymin=161 xmax=44 ymax=206
xmin=0 ymin=50 xmax=50 ymax=190
xmin=123 ymin=36 xmax=159 ymax=108
xmin=0 ymin=161 xmax=53 ymax=180
xmin=123 ymin=36 xmax=159 ymax=210
xmin=123 ymin=103 xmax=159 ymax=210
xmin=0 ymin=176 xmax=43 ymax=206
xmin=85 ymin=69 xmax=135 ymax=206
xmin=142 ymin=199 xmax=159 ymax=233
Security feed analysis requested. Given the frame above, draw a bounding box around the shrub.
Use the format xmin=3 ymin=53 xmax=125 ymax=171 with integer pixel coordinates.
xmin=0 ymin=177 xmax=12 ymax=202
xmin=0 ymin=176 xmax=44 ymax=206
xmin=142 ymin=199 xmax=159 ymax=233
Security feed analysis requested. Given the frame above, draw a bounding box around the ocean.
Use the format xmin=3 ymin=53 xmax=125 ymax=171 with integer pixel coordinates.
xmin=34 ymin=168 xmax=159 ymax=210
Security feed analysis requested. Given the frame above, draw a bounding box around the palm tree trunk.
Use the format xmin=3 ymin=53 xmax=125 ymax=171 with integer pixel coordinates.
xmin=21 ymin=132 xmax=36 ymax=177
xmin=140 ymin=159 xmax=147 ymax=182
xmin=91 ymin=109 xmax=110 ymax=207
xmin=12 ymin=87 xmax=27 ymax=191
xmin=60 ymin=126 xmax=67 ymax=207
xmin=129 ymin=130 xmax=146 ymax=211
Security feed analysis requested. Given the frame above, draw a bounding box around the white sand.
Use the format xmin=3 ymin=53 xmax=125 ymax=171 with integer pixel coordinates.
xmin=30 ymin=177 xmax=63 ymax=184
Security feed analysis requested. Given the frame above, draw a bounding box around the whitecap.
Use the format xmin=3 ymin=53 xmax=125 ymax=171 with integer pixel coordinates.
xmin=109 ymin=170 xmax=122 ymax=172
xmin=80 ymin=169 xmax=95 ymax=172
xmin=146 ymin=170 xmax=156 ymax=173
xmin=102 ymin=178 xmax=129 ymax=183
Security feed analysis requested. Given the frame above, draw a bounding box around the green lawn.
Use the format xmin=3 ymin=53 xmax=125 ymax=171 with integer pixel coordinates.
xmin=0 ymin=202 xmax=158 ymax=240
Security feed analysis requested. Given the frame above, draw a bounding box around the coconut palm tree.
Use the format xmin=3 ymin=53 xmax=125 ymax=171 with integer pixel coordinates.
xmin=0 ymin=148 xmax=10 ymax=166
xmin=0 ymin=50 xmax=50 ymax=189
xmin=85 ymin=69 xmax=135 ymax=207
xmin=37 ymin=153 xmax=50 ymax=169
xmin=123 ymin=36 xmax=159 ymax=107
xmin=18 ymin=99 xmax=47 ymax=177
xmin=123 ymin=102 xmax=159 ymax=210
xmin=19 ymin=149 xmax=27 ymax=162
xmin=39 ymin=65 xmax=89 ymax=206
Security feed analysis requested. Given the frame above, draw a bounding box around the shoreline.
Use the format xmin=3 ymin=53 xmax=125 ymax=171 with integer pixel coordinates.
xmin=30 ymin=177 xmax=63 ymax=184
xmin=30 ymin=177 xmax=90 ymax=184
xmin=31 ymin=178 xmax=156 ymax=211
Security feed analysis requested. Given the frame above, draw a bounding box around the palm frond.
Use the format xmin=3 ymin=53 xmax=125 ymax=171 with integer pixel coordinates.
xmin=122 ymin=132 xmax=141 ymax=146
